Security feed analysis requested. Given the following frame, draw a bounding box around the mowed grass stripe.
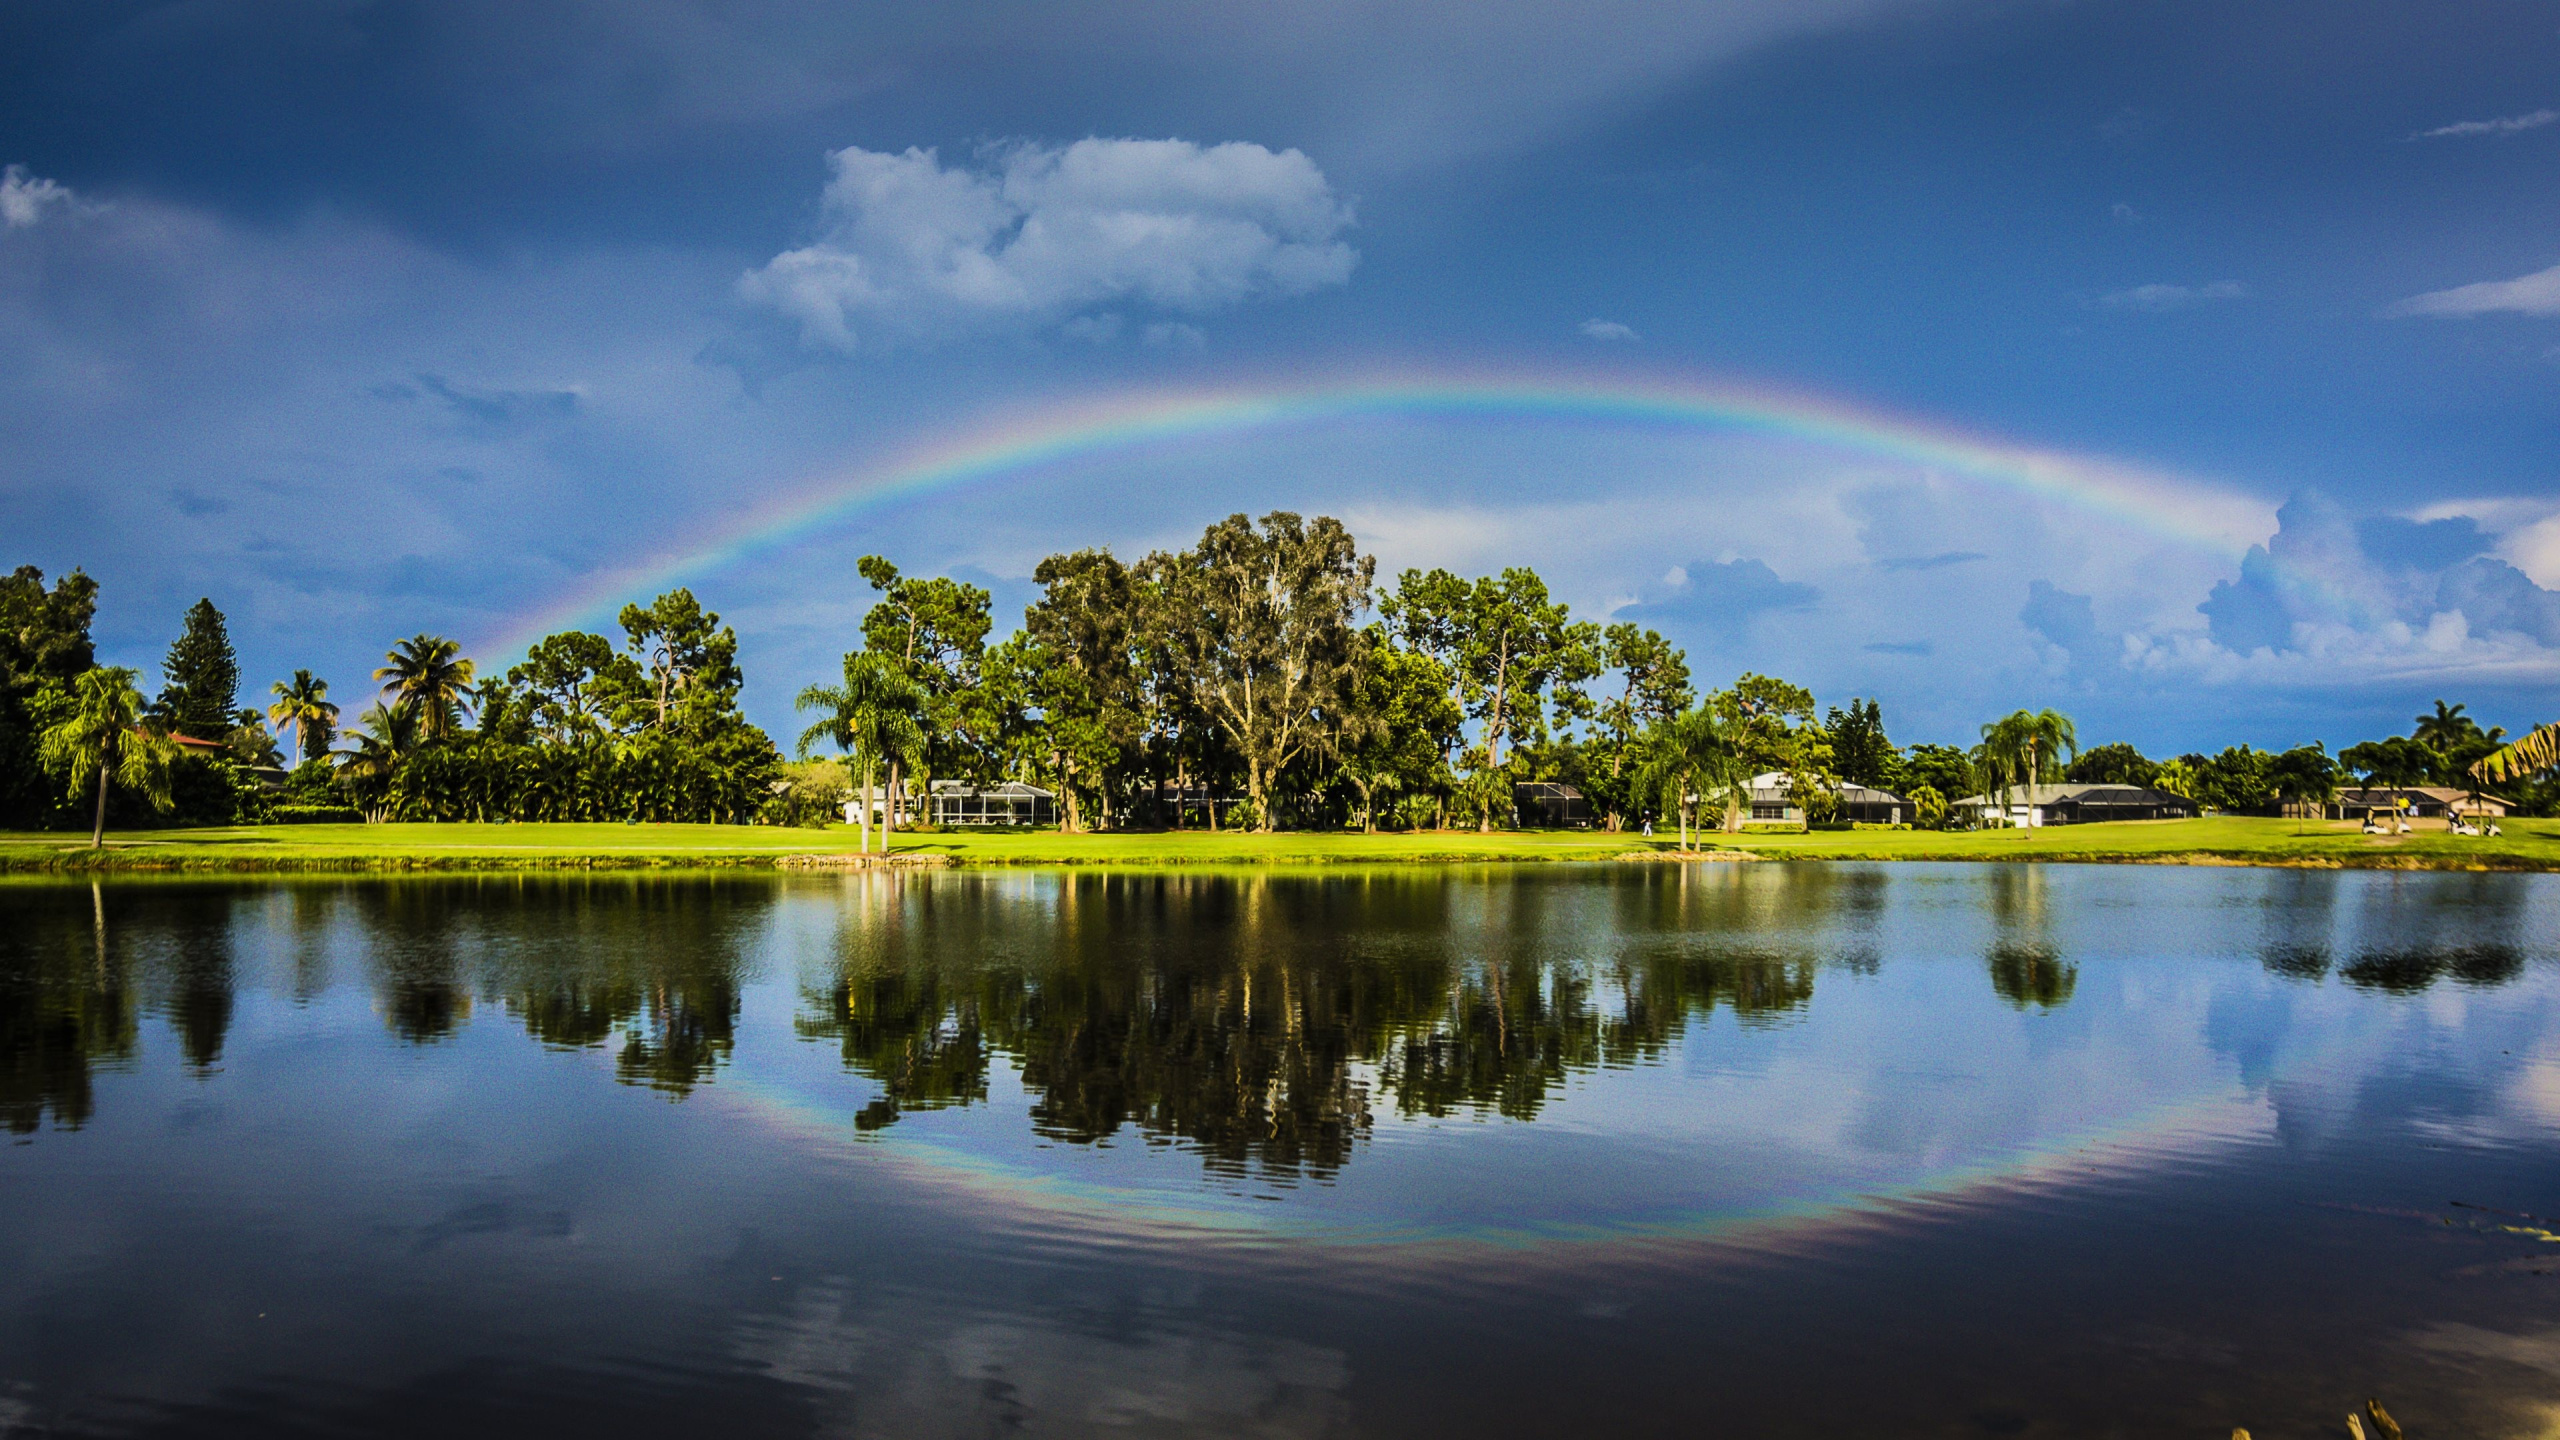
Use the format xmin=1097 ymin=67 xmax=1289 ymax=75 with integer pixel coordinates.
xmin=2 ymin=816 xmax=2558 ymax=872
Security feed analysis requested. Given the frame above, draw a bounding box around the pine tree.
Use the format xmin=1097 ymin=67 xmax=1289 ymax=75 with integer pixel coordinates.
xmin=159 ymin=598 xmax=240 ymax=740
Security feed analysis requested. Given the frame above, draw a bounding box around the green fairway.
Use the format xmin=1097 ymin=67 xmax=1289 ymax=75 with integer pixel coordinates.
xmin=3 ymin=815 xmax=2558 ymax=872
xmin=1700 ymin=815 xmax=2560 ymax=868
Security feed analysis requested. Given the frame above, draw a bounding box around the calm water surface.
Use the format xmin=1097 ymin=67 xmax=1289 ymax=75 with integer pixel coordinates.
xmin=4 ymin=864 xmax=2559 ymax=1437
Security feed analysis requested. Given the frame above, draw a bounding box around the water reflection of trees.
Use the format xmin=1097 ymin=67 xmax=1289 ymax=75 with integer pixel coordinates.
xmin=799 ymin=871 xmax=1823 ymax=1177
xmin=0 ymin=873 xmax=1803 ymax=1151
xmin=0 ymin=886 xmax=136 ymax=1132
xmin=1980 ymin=867 xmax=2077 ymax=1011
xmin=1 ymin=879 xmax=768 ymax=1124
xmin=2255 ymin=872 xmax=2541 ymax=994
xmin=19 ymin=865 xmax=2542 ymax=1154
xmin=305 ymin=880 xmax=762 ymax=1091
xmin=477 ymin=880 xmax=756 ymax=1093
xmin=2340 ymin=946 xmax=2525 ymax=993
xmin=1987 ymin=944 xmax=2076 ymax=1010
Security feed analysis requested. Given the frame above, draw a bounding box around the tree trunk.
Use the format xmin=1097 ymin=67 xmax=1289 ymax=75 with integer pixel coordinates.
xmin=1479 ymin=637 xmax=1512 ymax=833
xmin=90 ymin=760 xmax=109 ymax=849
xmin=857 ymin=764 xmax=872 ymax=853
xmin=885 ymin=761 xmax=900 ymax=845
xmin=1249 ymin=758 xmax=1271 ymax=833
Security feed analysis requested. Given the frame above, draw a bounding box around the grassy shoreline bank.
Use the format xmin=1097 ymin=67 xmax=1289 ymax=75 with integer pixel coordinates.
xmin=3 ymin=816 xmax=2557 ymax=874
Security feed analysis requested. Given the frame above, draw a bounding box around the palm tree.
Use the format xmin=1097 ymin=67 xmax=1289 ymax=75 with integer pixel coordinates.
xmin=335 ymin=700 xmax=420 ymax=821
xmin=39 ymin=667 xmax=180 ymax=848
xmin=2474 ymin=721 xmax=2560 ymax=789
xmin=2413 ymin=699 xmax=2477 ymax=753
xmin=1634 ymin=705 xmax=1745 ymax=851
xmin=2023 ymin=708 xmax=2076 ymax=787
xmin=267 ymin=670 xmax=339 ymax=765
xmin=1973 ymin=720 xmax=2026 ymax=823
xmin=1977 ymin=708 xmax=2076 ymax=823
xmin=797 ymin=652 xmax=926 ymax=853
xmin=374 ymin=635 xmax=476 ymax=740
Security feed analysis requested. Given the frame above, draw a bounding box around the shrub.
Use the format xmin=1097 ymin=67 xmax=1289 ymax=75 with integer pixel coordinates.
xmin=268 ymin=804 xmax=361 ymax=824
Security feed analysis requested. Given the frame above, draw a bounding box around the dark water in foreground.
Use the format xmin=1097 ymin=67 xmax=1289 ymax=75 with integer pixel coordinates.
xmin=4 ymin=864 xmax=2559 ymax=1438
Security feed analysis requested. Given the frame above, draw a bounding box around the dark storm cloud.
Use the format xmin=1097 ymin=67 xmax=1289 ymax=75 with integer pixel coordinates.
xmin=0 ymin=0 xmax=1926 ymax=248
xmin=2019 ymin=580 xmax=2093 ymax=647
xmin=1620 ymin=558 xmax=1818 ymax=638
xmin=1876 ymin=551 xmax=1987 ymax=573
xmin=411 ymin=375 xmax=582 ymax=431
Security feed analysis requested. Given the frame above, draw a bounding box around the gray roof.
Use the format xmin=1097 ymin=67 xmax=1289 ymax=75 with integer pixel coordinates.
xmin=1747 ymin=772 xmax=1905 ymax=804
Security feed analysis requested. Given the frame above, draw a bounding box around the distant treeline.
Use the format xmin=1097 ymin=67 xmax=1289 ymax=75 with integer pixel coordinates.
xmin=2 ymin=516 xmax=2552 ymax=833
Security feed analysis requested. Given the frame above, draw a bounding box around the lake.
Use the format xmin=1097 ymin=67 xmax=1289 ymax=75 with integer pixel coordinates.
xmin=4 ymin=864 xmax=2558 ymax=1438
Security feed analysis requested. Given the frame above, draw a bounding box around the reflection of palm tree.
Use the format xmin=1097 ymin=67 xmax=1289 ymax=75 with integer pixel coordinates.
xmin=1981 ymin=865 xmax=2073 ymax=1008
xmin=796 ymin=651 xmax=926 ymax=853
xmin=266 ymin=669 xmax=339 ymax=765
xmin=373 ymin=635 xmax=475 ymax=740
xmin=1988 ymin=943 xmax=2077 ymax=1009
xmin=38 ymin=667 xmax=180 ymax=848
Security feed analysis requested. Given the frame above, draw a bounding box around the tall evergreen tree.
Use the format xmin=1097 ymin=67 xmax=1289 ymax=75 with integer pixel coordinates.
xmin=158 ymin=598 xmax=240 ymax=740
xmin=1826 ymin=698 xmax=1897 ymax=789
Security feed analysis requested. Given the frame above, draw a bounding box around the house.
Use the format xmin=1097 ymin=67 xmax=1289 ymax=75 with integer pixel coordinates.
xmin=925 ymin=780 xmax=1058 ymax=827
xmin=1512 ymin=781 xmax=1592 ymax=828
xmin=2329 ymin=787 xmax=2511 ymax=821
xmin=160 ymin=731 xmax=288 ymax=789
xmin=1745 ymin=772 xmax=1907 ymax=825
xmin=1952 ymin=783 xmax=2198 ymax=827
xmin=1145 ymin=783 xmax=1243 ymax=827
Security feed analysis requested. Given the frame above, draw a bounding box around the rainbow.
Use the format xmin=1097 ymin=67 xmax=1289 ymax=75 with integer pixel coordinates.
xmin=698 ymin=1025 xmax=2280 ymax=1263
xmin=483 ymin=367 xmax=2277 ymax=658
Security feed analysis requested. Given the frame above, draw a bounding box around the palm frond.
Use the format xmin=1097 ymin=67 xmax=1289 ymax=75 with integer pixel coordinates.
xmin=2471 ymin=721 xmax=2560 ymax=786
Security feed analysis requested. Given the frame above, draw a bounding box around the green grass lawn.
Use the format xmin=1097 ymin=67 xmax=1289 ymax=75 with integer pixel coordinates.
xmin=3 ymin=815 xmax=2558 ymax=872
xmin=1709 ymin=814 xmax=2560 ymax=868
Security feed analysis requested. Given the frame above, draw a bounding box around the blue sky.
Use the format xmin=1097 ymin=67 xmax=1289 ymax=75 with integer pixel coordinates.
xmin=6 ymin=0 xmax=2560 ymax=753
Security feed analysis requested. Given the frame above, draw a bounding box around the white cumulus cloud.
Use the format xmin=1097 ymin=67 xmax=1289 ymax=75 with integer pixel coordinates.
xmin=740 ymin=138 xmax=1356 ymax=351
xmin=2413 ymin=109 xmax=2559 ymax=140
xmin=2386 ymin=262 xmax=2560 ymax=318
xmin=1579 ymin=318 xmax=1639 ymax=341
xmin=0 ymin=166 xmax=74 ymax=229
xmin=2097 ymin=281 xmax=2248 ymax=312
